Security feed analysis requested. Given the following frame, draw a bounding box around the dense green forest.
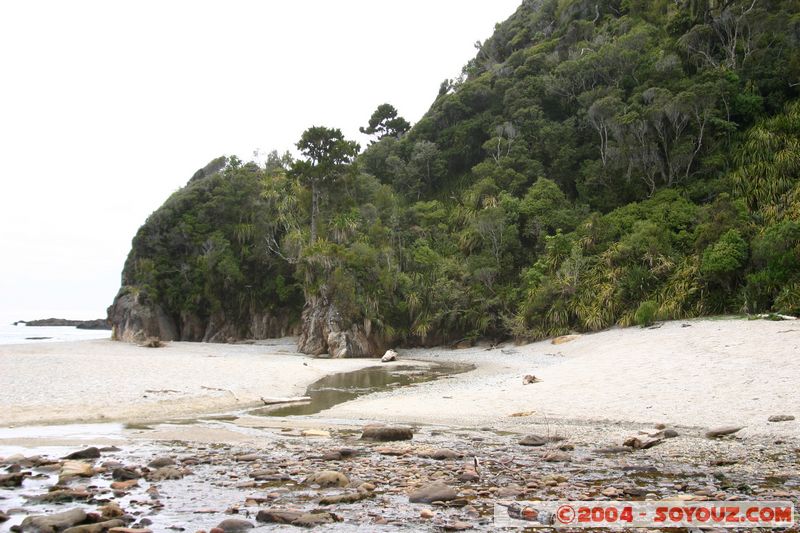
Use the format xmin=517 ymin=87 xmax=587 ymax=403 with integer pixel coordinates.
xmin=117 ymin=0 xmax=800 ymax=349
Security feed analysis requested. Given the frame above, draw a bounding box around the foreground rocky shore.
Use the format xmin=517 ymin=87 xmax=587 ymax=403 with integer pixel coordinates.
xmin=1 ymin=417 xmax=798 ymax=532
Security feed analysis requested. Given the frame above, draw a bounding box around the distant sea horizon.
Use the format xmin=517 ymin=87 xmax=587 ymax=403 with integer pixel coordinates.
xmin=0 ymin=322 xmax=110 ymax=345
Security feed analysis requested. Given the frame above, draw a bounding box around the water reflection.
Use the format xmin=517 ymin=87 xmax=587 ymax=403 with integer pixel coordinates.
xmin=250 ymin=363 xmax=473 ymax=417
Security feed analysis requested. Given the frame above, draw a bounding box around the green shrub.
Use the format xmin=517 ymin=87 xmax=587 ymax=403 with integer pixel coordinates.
xmin=700 ymin=229 xmax=748 ymax=279
xmin=634 ymin=300 xmax=659 ymax=327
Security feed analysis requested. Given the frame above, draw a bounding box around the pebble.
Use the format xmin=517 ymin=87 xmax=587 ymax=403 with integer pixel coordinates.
xmin=214 ymin=518 xmax=254 ymax=532
xmin=304 ymin=470 xmax=349 ymax=487
xmin=426 ymin=448 xmax=462 ymax=460
xmin=112 ymin=467 xmax=140 ymax=481
xmin=20 ymin=508 xmax=87 ymax=532
xmin=361 ymin=424 xmax=414 ymax=441
xmin=147 ymin=456 xmax=176 ymax=468
xmin=519 ymin=435 xmax=547 ymax=447
xmin=0 ymin=472 xmax=27 ymax=487
xmin=62 ymin=519 xmax=126 ymax=533
xmin=63 ymin=447 xmax=101 ymax=460
xmin=113 ymin=480 xmax=141 ymax=495
xmin=409 ymin=482 xmax=458 ymax=503
xmin=59 ymin=460 xmax=95 ymax=481
xmin=542 ymin=451 xmax=571 ymax=462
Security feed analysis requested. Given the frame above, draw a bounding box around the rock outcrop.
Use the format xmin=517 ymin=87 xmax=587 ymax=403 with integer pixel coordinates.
xmin=296 ymin=295 xmax=382 ymax=357
xmin=107 ymin=290 xmax=178 ymax=343
xmin=14 ymin=318 xmax=111 ymax=329
xmin=108 ymin=288 xmax=299 ymax=343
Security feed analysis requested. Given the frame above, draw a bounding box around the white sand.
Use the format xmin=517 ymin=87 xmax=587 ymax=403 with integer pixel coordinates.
xmin=0 ymin=337 xmax=377 ymax=426
xmin=319 ymin=318 xmax=800 ymax=437
xmin=1 ymin=319 xmax=798 ymax=439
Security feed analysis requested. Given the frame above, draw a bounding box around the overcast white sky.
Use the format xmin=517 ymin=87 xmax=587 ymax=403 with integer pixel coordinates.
xmin=0 ymin=0 xmax=520 ymax=323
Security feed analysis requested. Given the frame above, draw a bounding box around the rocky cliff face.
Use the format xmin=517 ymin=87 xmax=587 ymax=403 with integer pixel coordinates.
xmin=297 ymin=295 xmax=383 ymax=358
xmin=107 ymin=291 xmax=179 ymax=342
xmin=108 ymin=289 xmax=299 ymax=343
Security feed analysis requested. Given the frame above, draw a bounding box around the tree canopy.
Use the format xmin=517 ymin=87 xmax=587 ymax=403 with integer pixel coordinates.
xmin=118 ymin=0 xmax=800 ymax=346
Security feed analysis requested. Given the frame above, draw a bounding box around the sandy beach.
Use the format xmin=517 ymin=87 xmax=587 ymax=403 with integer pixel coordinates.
xmin=322 ymin=317 xmax=800 ymax=438
xmin=1 ymin=317 xmax=797 ymax=437
xmin=0 ymin=337 xmax=378 ymax=427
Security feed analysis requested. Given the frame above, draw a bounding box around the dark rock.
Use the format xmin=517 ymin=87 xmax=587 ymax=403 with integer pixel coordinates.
xmin=360 ymin=425 xmax=413 ymax=441
xmin=18 ymin=318 xmax=110 ymax=329
xmin=0 ymin=472 xmax=27 ymax=487
xmin=291 ymin=512 xmax=341 ymax=527
xmin=519 ymin=435 xmax=547 ymax=447
xmin=256 ymin=510 xmax=303 ymax=524
xmin=256 ymin=509 xmax=304 ymax=524
xmin=623 ymin=436 xmax=664 ymax=449
xmin=0 ymin=511 xmax=9 ymax=523
xmin=663 ymin=429 xmax=679 ymax=438
xmin=768 ymin=415 xmax=795 ymax=423
xmin=19 ymin=508 xmax=87 ymax=533
xmin=214 ymin=519 xmax=254 ymax=532
xmin=63 ymin=447 xmax=100 ymax=460
xmin=409 ymin=482 xmax=458 ymax=504
xmin=111 ymin=468 xmax=140 ymax=481
xmin=321 ymin=448 xmax=360 ymax=461
xmin=75 ymin=319 xmax=112 ymax=330
xmin=705 ymin=426 xmax=744 ymax=438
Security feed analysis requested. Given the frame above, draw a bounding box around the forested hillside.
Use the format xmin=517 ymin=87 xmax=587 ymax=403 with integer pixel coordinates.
xmin=111 ymin=0 xmax=800 ymax=354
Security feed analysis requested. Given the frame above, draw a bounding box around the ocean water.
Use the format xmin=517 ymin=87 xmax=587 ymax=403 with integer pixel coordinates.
xmin=0 ymin=323 xmax=110 ymax=345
